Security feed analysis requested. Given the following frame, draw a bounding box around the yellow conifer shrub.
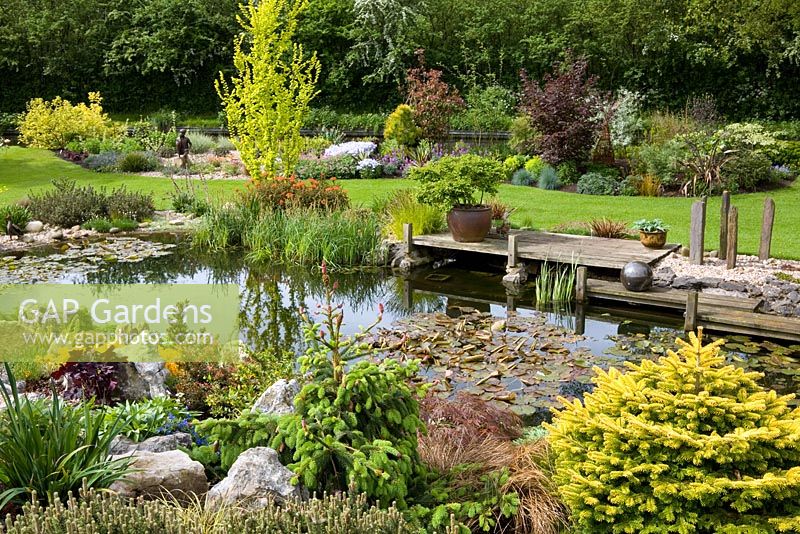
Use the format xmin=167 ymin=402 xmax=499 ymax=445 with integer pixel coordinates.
xmin=547 ymin=328 xmax=800 ymax=533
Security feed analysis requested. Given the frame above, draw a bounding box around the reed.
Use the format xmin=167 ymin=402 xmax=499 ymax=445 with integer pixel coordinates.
xmin=377 ymin=189 xmax=445 ymax=240
xmin=195 ymin=203 xmax=383 ymax=269
xmin=534 ymin=258 xmax=576 ymax=304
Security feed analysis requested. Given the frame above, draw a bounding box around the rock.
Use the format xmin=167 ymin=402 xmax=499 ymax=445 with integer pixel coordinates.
xmin=70 ymin=225 xmax=81 ymax=231
xmin=110 ymin=450 xmax=207 ymax=500
xmin=110 ymin=433 xmax=193 ymax=455
xmin=24 ymin=221 xmax=44 ymax=233
xmin=138 ymin=221 xmax=150 ymax=228
xmin=747 ymin=286 xmax=763 ymax=297
xmin=117 ymin=363 xmax=169 ymax=400
xmin=109 ymin=227 xmax=121 ymax=234
xmin=787 ymin=291 xmax=800 ymax=304
xmin=252 ymin=379 xmax=299 ymax=415
xmin=707 ymin=250 xmax=718 ymax=258
xmin=653 ymin=268 xmax=676 ymax=287
xmin=699 ymin=277 xmax=721 ymax=288
xmin=169 ymin=220 xmax=184 ymax=226
xmin=680 ymin=246 xmax=690 ymax=257
xmin=21 ymin=234 xmax=35 ymax=243
xmin=206 ymin=447 xmax=302 ymax=510
xmin=762 ymin=285 xmax=783 ymax=300
xmin=672 ymin=276 xmax=699 ymax=290
xmin=719 ymin=281 xmax=747 ymax=293
xmin=502 ymin=264 xmax=528 ymax=286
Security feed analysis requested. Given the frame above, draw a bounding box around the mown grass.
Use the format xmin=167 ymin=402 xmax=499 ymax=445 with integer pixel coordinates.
xmin=3 ymin=147 xmax=799 ymax=258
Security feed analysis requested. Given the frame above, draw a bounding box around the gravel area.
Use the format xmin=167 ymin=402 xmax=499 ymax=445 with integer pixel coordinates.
xmin=653 ymin=252 xmax=800 ymax=316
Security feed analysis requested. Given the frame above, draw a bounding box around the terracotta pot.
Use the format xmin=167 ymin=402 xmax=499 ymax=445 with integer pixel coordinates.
xmin=447 ymin=206 xmax=492 ymax=243
xmin=639 ymin=230 xmax=667 ymax=249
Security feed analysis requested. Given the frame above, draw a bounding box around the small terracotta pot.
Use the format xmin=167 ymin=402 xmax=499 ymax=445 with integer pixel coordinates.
xmin=447 ymin=206 xmax=492 ymax=242
xmin=639 ymin=230 xmax=667 ymax=249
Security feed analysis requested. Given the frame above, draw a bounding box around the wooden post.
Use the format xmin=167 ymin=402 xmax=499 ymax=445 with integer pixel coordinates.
xmin=506 ymin=293 xmax=516 ymax=312
xmin=719 ymin=191 xmax=730 ymax=260
xmin=403 ymin=223 xmax=413 ymax=255
xmin=759 ymin=198 xmax=775 ymax=261
xmin=689 ymin=201 xmax=706 ymax=265
xmin=575 ymin=266 xmax=588 ymax=303
xmin=726 ymin=207 xmax=739 ymax=269
xmin=684 ymin=290 xmax=699 ymax=331
xmin=574 ymin=303 xmax=586 ymax=336
xmin=402 ymin=278 xmax=413 ymax=310
xmin=507 ymin=234 xmax=518 ymax=269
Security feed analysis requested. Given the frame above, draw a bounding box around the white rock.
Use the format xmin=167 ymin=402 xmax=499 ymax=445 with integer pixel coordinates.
xmin=24 ymin=221 xmax=44 ymax=233
xmin=206 ymin=447 xmax=302 ymax=510
xmin=110 ymin=450 xmax=206 ymax=500
xmin=252 ymin=379 xmax=299 ymax=415
xmin=169 ymin=220 xmax=184 ymax=226
xmin=109 ymin=227 xmax=121 ymax=234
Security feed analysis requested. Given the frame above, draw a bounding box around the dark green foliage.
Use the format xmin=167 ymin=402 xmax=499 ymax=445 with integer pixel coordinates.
xmin=0 ymin=365 xmax=132 ymax=508
xmin=295 ymin=155 xmax=359 ymax=180
xmin=0 ymin=203 xmax=31 ymax=233
xmin=304 ymin=107 xmax=387 ymax=134
xmin=721 ymin=151 xmax=774 ymax=193
xmin=117 ymin=151 xmax=159 ymax=173
xmin=511 ymin=169 xmax=535 ymax=186
xmin=772 ymin=141 xmax=800 ymax=171
xmin=576 ymin=172 xmax=619 ymax=195
xmin=556 ymin=161 xmax=581 ymax=185
xmin=104 ymin=186 xmax=155 ymax=221
xmin=28 ymin=178 xmax=106 ymax=227
xmin=634 ymin=141 xmax=686 ymax=188
xmin=537 ymin=165 xmax=560 ymax=190
xmin=195 ymin=412 xmax=282 ymax=472
xmin=4 ymin=485 xmax=418 ymax=534
xmin=619 ymin=175 xmax=640 ymax=196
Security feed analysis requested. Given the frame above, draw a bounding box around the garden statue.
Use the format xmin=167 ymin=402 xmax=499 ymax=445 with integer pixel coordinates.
xmin=5 ymin=216 xmax=23 ymax=240
xmin=176 ymin=129 xmax=192 ymax=170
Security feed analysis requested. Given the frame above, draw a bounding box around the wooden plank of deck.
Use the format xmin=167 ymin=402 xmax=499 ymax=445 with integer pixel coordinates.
xmin=413 ymin=230 xmax=679 ymax=270
xmin=586 ymin=279 xmax=762 ymax=312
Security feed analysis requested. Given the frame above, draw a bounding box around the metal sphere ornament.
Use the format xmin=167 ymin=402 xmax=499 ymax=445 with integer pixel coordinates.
xmin=620 ymin=261 xmax=653 ymax=292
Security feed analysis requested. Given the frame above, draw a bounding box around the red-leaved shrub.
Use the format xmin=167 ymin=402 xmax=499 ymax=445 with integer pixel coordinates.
xmin=406 ymin=50 xmax=465 ymax=142
xmin=519 ymin=55 xmax=599 ymax=165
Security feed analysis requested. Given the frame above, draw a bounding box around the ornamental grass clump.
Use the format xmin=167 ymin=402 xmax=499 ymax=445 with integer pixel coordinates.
xmin=547 ymin=329 xmax=800 ymax=533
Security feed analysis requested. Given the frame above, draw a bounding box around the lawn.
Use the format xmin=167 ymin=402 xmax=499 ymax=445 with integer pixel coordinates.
xmin=2 ymin=147 xmax=799 ymax=259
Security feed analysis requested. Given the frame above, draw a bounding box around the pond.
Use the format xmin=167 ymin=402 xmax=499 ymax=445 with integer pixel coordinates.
xmin=3 ymin=233 xmax=800 ymax=421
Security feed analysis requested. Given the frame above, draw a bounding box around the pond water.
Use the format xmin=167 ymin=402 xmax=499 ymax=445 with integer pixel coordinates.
xmin=3 ymin=233 xmax=800 ymax=420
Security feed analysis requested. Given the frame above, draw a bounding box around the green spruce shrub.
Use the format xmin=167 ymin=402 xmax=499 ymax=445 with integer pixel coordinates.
xmin=547 ymin=329 xmax=800 ymax=534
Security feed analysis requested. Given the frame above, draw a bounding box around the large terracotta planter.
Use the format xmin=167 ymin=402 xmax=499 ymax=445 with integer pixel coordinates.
xmin=447 ymin=206 xmax=492 ymax=243
xmin=639 ymin=230 xmax=667 ymax=249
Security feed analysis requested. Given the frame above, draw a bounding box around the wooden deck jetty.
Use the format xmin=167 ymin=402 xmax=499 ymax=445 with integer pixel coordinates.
xmin=412 ymin=230 xmax=679 ymax=270
xmin=584 ymin=279 xmax=800 ymax=342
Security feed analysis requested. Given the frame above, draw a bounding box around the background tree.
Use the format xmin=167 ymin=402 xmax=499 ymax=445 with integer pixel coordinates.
xmin=217 ymin=0 xmax=320 ymax=179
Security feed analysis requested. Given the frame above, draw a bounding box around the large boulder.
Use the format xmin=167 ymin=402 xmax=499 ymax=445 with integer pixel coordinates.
xmin=206 ymin=447 xmax=303 ymax=510
xmin=24 ymin=221 xmax=44 ymax=233
xmin=251 ymin=379 xmax=299 ymax=415
xmin=110 ymin=432 xmax=193 ymax=456
xmin=109 ymin=450 xmax=206 ymax=500
xmin=117 ymin=362 xmax=168 ymax=400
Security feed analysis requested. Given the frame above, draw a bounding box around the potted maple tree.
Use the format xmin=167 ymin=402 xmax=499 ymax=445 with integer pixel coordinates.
xmin=411 ymin=154 xmax=505 ymax=242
